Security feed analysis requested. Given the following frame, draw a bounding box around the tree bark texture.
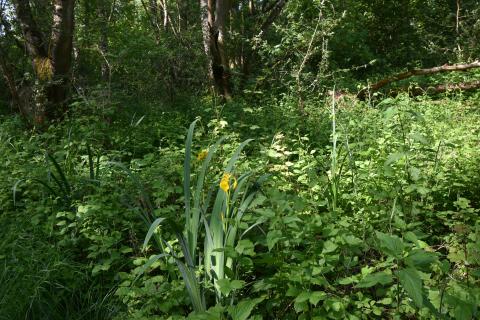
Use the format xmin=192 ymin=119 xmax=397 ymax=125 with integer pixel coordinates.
xmin=13 ymin=0 xmax=75 ymax=124
xmin=200 ymin=0 xmax=232 ymax=100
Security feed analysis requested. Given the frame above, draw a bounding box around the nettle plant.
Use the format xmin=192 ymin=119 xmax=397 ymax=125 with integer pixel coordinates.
xmin=141 ymin=120 xmax=266 ymax=318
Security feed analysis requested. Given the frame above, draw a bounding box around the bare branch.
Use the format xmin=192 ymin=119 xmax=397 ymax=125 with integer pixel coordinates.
xmin=260 ymin=0 xmax=287 ymax=34
xmin=357 ymin=60 xmax=480 ymax=99
xmin=392 ymin=80 xmax=480 ymax=97
xmin=12 ymin=0 xmax=48 ymax=57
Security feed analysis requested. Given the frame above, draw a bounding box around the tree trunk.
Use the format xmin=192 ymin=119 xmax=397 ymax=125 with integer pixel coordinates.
xmin=0 ymin=48 xmax=25 ymax=118
xmin=177 ymin=0 xmax=189 ymax=29
xmin=213 ymin=0 xmax=232 ymax=99
xmin=47 ymin=0 xmax=75 ymax=118
xmin=199 ymin=0 xmax=232 ymax=100
xmin=98 ymin=1 xmax=111 ymax=83
xmin=238 ymin=0 xmax=288 ymax=90
xmin=13 ymin=0 xmax=75 ymax=124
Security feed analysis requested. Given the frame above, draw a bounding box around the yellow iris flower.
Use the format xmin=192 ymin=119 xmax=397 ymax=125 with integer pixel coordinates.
xmin=220 ymin=172 xmax=237 ymax=192
xmin=197 ymin=149 xmax=208 ymax=161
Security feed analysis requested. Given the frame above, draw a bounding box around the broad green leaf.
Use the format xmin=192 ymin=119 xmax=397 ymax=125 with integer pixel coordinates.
xmin=343 ymin=235 xmax=363 ymax=246
xmin=410 ymin=132 xmax=429 ymax=145
xmin=379 ymin=297 xmax=393 ymax=305
xmin=376 ymin=231 xmax=404 ymax=258
xmin=338 ymin=276 xmax=356 ymax=285
xmin=356 ymin=271 xmax=393 ymax=288
xmin=188 ymin=306 xmax=224 ymax=320
xmin=236 ymin=239 xmax=255 ymax=256
xmin=454 ymin=302 xmax=473 ymax=320
xmin=471 ymin=268 xmax=480 ymax=278
xmin=408 ymin=167 xmax=421 ymax=181
xmin=382 ymin=107 xmax=397 ymax=121
xmin=228 ymin=297 xmax=264 ymax=320
xmin=294 ymin=300 xmax=308 ymax=313
xmin=398 ymin=268 xmax=423 ymax=308
xmin=266 ymin=229 xmax=282 ymax=251
xmin=295 ymin=291 xmax=311 ymax=303
xmin=309 ymin=291 xmax=327 ymax=306
xmin=135 ymin=254 xmax=168 ymax=279
xmin=217 ymin=279 xmax=245 ymax=296
xmin=404 ymin=231 xmax=418 ymax=243
xmin=286 ymin=286 xmax=301 ymax=297
xmin=385 ymin=152 xmax=405 ymax=166
xmin=405 ymin=249 xmax=437 ymax=271
xmin=322 ymin=240 xmax=338 ymax=254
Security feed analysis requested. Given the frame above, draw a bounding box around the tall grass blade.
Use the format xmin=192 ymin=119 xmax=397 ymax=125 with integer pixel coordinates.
xmin=176 ymin=260 xmax=205 ymax=312
xmin=189 ymin=136 xmax=225 ymax=262
xmin=205 ymin=139 xmax=253 ymax=299
xmin=330 ymin=87 xmax=338 ymax=212
xmin=143 ymin=217 xmax=165 ymax=250
xmin=32 ymin=179 xmax=59 ymax=198
xmin=47 ymin=153 xmax=71 ymax=195
xmin=176 ymin=232 xmax=194 ymax=268
xmin=109 ymin=161 xmax=154 ymax=222
xmin=12 ymin=179 xmax=23 ymax=207
xmin=87 ymin=144 xmax=95 ymax=180
xmin=184 ymin=120 xmax=198 ymax=231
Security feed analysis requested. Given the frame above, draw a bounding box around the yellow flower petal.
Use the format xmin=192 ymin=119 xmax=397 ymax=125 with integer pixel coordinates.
xmin=220 ymin=172 xmax=232 ymax=192
xmin=197 ymin=149 xmax=208 ymax=161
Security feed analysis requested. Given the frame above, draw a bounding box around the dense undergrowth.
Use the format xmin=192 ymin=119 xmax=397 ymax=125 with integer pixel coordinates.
xmin=1 ymin=92 xmax=479 ymax=319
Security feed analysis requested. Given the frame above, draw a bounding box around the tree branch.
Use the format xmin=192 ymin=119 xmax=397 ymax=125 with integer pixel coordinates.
xmin=260 ymin=0 xmax=287 ymax=34
xmin=0 ymin=5 xmax=24 ymax=51
xmin=357 ymin=60 xmax=480 ymax=99
xmin=393 ymin=80 xmax=480 ymax=97
xmin=12 ymin=0 xmax=48 ymax=58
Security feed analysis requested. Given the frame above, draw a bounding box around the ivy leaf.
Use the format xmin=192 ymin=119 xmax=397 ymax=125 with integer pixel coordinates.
xmin=398 ymin=268 xmax=423 ymax=308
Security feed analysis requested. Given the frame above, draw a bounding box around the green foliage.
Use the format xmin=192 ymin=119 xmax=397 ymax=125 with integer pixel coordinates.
xmin=1 ymin=1 xmax=480 ymax=318
xmin=140 ymin=119 xmax=266 ymax=315
xmin=2 ymin=92 xmax=480 ymax=319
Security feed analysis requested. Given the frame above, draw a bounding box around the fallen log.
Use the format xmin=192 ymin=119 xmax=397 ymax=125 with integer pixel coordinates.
xmin=391 ymin=80 xmax=480 ymax=97
xmin=357 ymin=60 xmax=480 ymax=99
